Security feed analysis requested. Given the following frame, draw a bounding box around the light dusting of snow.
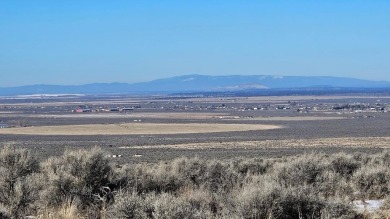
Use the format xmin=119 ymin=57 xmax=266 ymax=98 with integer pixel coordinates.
xmin=182 ymin=77 xmax=195 ymax=82
xmin=258 ymin=76 xmax=268 ymax=80
xmin=2 ymin=94 xmax=86 ymax=99
xmin=212 ymin=84 xmax=268 ymax=91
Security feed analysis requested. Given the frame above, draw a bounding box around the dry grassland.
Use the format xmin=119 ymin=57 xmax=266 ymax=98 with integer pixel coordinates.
xmin=0 ymin=123 xmax=282 ymax=135
xmin=0 ymin=98 xmax=145 ymax=107
xmin=0 ymin=112 xmax=228 ymax=120
xmin=48 ymin=112 xmax=228 ymax=119
xmin=243 ymin=116 xmax=345 ymax=121
xmin=123 ymin=137 xmax=390 ymax=150
xmin=185 ymin=95 xmax=390 ymax=103
xmin=0 ymin=112 xmax=345 ymax=122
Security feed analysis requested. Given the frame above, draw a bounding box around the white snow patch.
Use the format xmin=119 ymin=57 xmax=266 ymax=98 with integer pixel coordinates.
xmin=353 ymin=200 xmax=385 ymax=213
xmin=258 ymin=76 xmax=269 ymax=80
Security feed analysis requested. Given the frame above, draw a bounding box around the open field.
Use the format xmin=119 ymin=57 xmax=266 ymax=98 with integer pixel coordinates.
xmin=0 ymin=111 xmax=349 ymax=122
xmin=242 ymin=116 xmax=345 ymax=121
xmin=122 ymin=137 xmax=390 ymax=150
xmin=0 ymin=112 xmax=229 ymax=120
xmin=0 ymin=122 xmax=281 ymax=135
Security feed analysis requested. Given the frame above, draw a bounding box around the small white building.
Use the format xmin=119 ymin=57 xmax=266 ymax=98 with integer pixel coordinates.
xmin=0 ymin=122 xmax=9 ymax=129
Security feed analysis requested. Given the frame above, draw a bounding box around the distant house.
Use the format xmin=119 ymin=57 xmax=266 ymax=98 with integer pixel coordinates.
xmin=0 ymin=122 xmax=9 ymax=129
xmin=121 ymin=107 xmax=134 ymax=112
xmin=75 ymin=106 xmax=92 ymax=113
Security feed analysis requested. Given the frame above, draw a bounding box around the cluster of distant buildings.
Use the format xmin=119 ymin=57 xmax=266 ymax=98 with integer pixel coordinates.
xmin=73 ymin=105 xmax=140 ymax=113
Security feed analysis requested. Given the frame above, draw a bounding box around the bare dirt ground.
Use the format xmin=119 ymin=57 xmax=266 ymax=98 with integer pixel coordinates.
xmin=0 ymin=123 xmax=281 ymax=135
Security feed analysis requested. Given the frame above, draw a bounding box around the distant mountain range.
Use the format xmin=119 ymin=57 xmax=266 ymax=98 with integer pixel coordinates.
xmin=1 ymin=74 xmax=390 ymax=96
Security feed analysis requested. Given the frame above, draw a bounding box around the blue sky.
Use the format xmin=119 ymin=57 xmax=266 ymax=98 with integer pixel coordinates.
xmin=0 ymin=1 xmax=389 ymax=87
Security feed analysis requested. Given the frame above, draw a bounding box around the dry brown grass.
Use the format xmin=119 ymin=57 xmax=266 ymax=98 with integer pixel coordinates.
xmin=0 ymin=123 xmax=282 ymax=135
xmin=245 ymin=116 xmax=345 ymax=121
xmin=123 ymin=137 xmax=390 ymax=150
xmin=37 ymin=201 xmax=84 ymax=219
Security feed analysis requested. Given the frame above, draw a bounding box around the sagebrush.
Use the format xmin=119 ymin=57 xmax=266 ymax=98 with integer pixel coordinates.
xmin=0 ymin=145 xmax=389 ymax=219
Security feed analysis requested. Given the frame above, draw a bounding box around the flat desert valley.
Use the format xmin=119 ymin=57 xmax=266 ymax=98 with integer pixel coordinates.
xmin=1 ymin=94 xmax=389 ymax=163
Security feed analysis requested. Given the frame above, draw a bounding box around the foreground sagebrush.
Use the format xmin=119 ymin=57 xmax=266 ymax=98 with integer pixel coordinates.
xmin=0 ymin=146 xmax=389 ymax=219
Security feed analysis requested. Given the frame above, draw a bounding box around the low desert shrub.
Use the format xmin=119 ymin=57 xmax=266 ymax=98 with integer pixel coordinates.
xmin=330 ymin=153 xmax=361 ymax=178
xmin=1 ymin=146 xmax=389 ymax=218
xmin=235 ymin=177 xmax=280 ymax=218
xmin=203 ymin=160 xmax=238 ymax=194
xmin=353 ymin=166 xmax=390 ymax=199
xmin=352 ymin=153 xmax=372 ymax=166
xmin=377 ymin=150 xmax=390 ymax=167
xmin=36 ymin=199 xmax=84 ymax=219
xmin=275 ymin=153 xmax=327 ymax=187
xmin=0 ymin=145 xmax=40 ymax=218
xmin=153 ymin=192 xmax=213 ymax=219
xmin=109 ymin=188 xmax=217 ymax=219
xmin=232 ymin=158 xmax=273 ymax=175
xmin=317 ymin=170 xmax=353 ymax=199
xmin=39 ymin=147 xmax=114 ymax=213
xmin=121 ymin=161 xmax=184 ymax=194
xmin=0 ymin=203 xmax=10 ymax=219
xmin=173 ymin=157 xmax=207 ymax=188
xmin=235 ymin=178 xmax=353 ymax=219
xmin=320 ymin=200 xmax=358 ymax=219
xmin=107 ymin=192 xmax=149 ymax=219
xmin=374 ymin=197 xmax=390 ymax=219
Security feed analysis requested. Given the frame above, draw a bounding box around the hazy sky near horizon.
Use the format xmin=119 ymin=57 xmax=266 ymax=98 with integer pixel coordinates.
xmin=1 ymin=1 xmax=390 ymax=87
